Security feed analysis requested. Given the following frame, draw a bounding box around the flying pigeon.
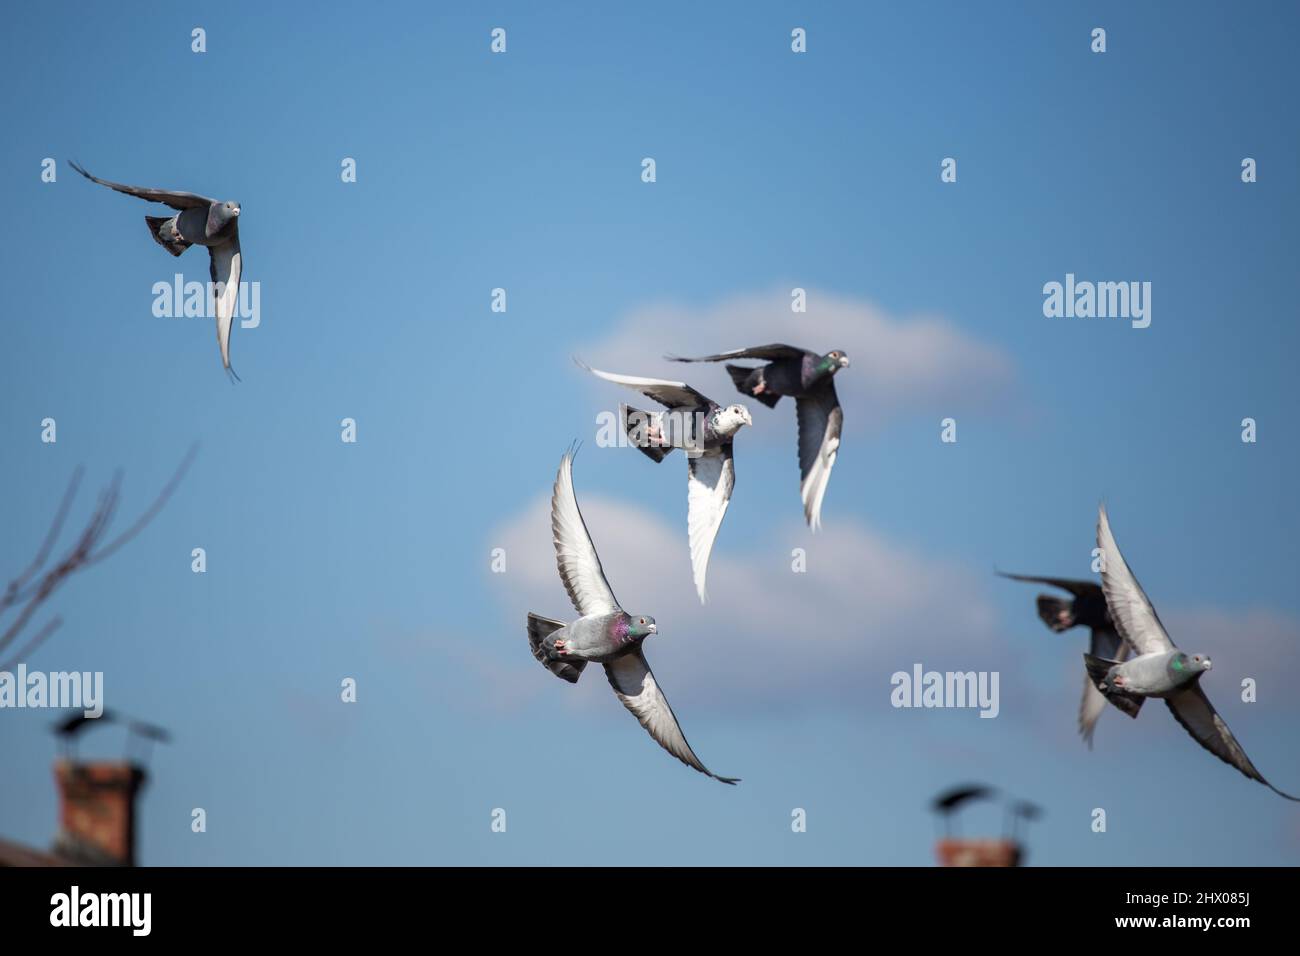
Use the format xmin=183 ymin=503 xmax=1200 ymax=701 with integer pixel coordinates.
xmin=669 ymin=344 xmax=848 ymax=531
xmin=577 ymin=360 xmax=752 ymax=603
xmin=996 ymin=571 xmax=1132 ymax=746
xmin=69 ymin=161 xmax=244 ymax=380
xmin=527 ymin=448 xmax=738 ymax=784
xmin=1084 ymin=505 xmax=1299 ymax=800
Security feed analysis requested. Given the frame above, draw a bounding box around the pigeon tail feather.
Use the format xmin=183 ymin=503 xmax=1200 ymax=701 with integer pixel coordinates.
xmin=1035 ymin=595 xmax=1076 ymax=632
xmin=527 ymin=613 xmax=586 ymax=683
xmin=1082 ymin=652 xmax=1117 ymax=687
xmin=1082 ymin=653 xmax=1145 ymax=719
xmin=726 ymin=364 xmax=780 ymax=407
xmin=622 ymin=404 xmax=674 ymax=463
xmin=144 ymin=215 xmax=190 ymax=257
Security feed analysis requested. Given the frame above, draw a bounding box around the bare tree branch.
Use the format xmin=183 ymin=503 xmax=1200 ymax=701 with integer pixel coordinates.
xmin=0 ymin=467 xmax=83 ymax=614
xmin=0 ymin=445 xmax=197 ymax=664
xmin=87 ymin=445 xmax=197 ymax=567
xmin=0 ymin=616 xmax=63 ymax=672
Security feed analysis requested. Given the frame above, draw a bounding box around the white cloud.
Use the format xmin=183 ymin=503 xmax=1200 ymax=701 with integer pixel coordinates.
xmin=582 ymin=288 xmax=1017 ymax=426
xmin=483 ymin=484 xmax=1300 ymax=731
xmin=488 ymin=487 xmax=1010 ymax=713
xmin=1162 ymin=607 xmax=1300 ymax=710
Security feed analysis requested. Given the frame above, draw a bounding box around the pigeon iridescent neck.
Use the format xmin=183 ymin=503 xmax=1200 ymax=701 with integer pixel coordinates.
xmin=610 ymin=613 xmax=656 ymax=644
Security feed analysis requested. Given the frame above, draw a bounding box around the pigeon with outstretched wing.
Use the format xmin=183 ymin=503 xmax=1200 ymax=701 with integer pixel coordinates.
xmin=669 ymin=344 xmax=849 ymax=530
xmin=70 ymin=161 xmax=244 ymax=380
xmin=578 ymin=361 xmax=751 ymax=603
xmin=526 ymin=448 xmax=739 ymax=784
xmin=1083 ymin=506 xmax=1299 ymax=801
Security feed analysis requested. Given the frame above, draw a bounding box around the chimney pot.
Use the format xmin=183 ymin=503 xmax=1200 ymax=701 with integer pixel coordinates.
xmin=52 ymin=758 xmax=147 ymax=866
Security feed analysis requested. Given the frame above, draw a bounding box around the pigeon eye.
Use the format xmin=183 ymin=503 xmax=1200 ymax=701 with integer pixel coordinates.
xmin=639 ymin=618 xmax=645 ymax=625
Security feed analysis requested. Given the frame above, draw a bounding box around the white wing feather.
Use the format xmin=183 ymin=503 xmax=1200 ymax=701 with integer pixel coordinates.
xmin=796 ymin=391 xmax=842 ymax=533
xmin=577 ymin=362 xmax=706 ymax=409
xmin=1095 ymin=506 xmax=1174 ymax=656
xmin=210 ymin=238 xmax=241 ymax=376
xmin=550 ymin=451 xmax=619 ymax=617
xmin=604 ymin=650 xmax=738 ymax=784
xmin=685 ymin=450 xmax=734 ymax=604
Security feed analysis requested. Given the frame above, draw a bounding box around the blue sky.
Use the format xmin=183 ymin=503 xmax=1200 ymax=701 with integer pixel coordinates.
xmin=2 ymin=2 xmax=1299 ymax=865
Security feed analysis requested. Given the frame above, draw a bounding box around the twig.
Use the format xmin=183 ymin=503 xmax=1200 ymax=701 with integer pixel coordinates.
xmin=0 ymin=444 xmax=197 ymax=664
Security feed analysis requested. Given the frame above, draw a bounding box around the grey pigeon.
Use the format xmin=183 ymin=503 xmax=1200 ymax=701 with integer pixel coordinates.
xmin=997 ymin=571 xmax=1132 ymax=746
xmin=1084 ymin=506 xmax=1299 ymax=800
xmin=69 ymin=161 xmax=244 ymax=380
xmin=669 ymin=344 xmax=849 ymax=530
xmin=577 ymin=360 xmax=752 ymax=603
xmin=527 ymin=448 xmax=739 ymax=784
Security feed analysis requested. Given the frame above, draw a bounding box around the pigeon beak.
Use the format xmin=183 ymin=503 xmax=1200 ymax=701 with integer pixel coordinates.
xmin=1203 ymin=658 xmax=1212 ymax=670
xmin=647 ymin=623 xmax=657 ymax=634
xmin=839 ymin=355 xmax=851 ymax=368
xmin=743 ymin=409 xmax=753 ymax=426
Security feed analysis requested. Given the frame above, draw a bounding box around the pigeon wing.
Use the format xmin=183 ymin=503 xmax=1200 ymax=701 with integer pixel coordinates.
xmin=577 ymin=361 xmax=711 ymax=410
xmin=551 ymin=450 xmax=620 ymax=617
xmin=69 ymin=161 xmax=216 ymax=210
xmin=1090 ymin=628 xmax=1128 ymax=662
xmin=1095 ymin=506 xmax=1174 ymax=656
xmin=795 ymin=381 xmax=842 ymax=532
xmin=1078 ymin=629 xmax=1130 ymax=747
xmin=685 ymin=446 xmax=735 ymax=603
xmin=1166 ymin=684 xmax=1300 ymax=800
xmin=1078 ymin=675 xmax=1109 ymax=748
xmin=604 ymin=648 xmax=738 ymax=784
xmin=209 ymin=236 xmax=242 ymax=380
xmin=995 ymin=572 xmax=1102 ymax=599
xmin=667 ymin=343 xmax=806 ymax=364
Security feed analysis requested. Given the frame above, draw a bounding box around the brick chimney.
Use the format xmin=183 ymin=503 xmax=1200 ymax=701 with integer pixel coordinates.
xmin=51 ymin=759 xmax=147 ymax=866
xmin=935 ymin=837 xmax=1022 ymax=867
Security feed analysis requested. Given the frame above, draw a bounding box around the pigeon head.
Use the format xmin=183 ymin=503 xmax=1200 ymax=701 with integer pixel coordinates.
xmin=1171 ymin=652 xmax=1212 ymax=681
xmin=711 ymin=404 xmax=752 ymax=436
xmin=626 ymin=614 xmax=657 ymax=639
xmin=213 ymin=201 xmax=241 ymax=225
xmin=820 ymin=350 xmax=850 ymax=374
